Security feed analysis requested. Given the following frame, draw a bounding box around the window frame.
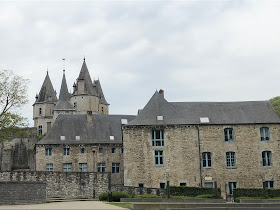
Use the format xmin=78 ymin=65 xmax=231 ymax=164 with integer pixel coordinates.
xmin=262 ymin=151 xmax=272 ymax=167
xmin=228 ymin=182 xmax=237 ymax=195
xmin=79 ymin=163 xmax=88 ymax=172
xmin=154 ymin=150 xmax=164 ymax=166
xmin=152 ymin=130 xmax=164 ymax=146
xmin=264 ymin=181 xmax=274 ymax=189
xmin=80 ymin=148 xmax=85 ymax=154
xmin=260 ymin=127 xmax=270 ymax=141
xmin=63 ymin=163 xmax=72 ymax=172
xmin=112 ymin=162 xmax=120 ymax=174
xmin=98 ymin=162 xmax=106 ymax=172
xmin=99 ymin=148 xmax=103 ymax=153
xmin=226 ymin=151 xmax=236 ymax=168
xmin=45 ymin=148 xmax=52 ymax=156
xmin=224 ymin=128 xmax=234 ymax=142
xmin=112 ymin=148 xmax=116 ymax=153
xmin=46 ymin=163 xmax=53 ymax=172
xmin=63 ymin=147 xmax=70 ymax=156
xmin=202 ymin=152 xmax=212 ymax=168
xmin=38 ymin=125 xmax=42 ymax=136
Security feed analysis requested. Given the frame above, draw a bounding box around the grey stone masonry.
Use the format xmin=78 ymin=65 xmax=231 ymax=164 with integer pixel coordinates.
xmin=0 ymin=181 xmax=46 ymax=204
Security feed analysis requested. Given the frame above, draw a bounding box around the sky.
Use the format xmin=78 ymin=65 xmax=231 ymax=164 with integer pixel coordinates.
xmin=1 ymin=0 xmax=280 ymax=126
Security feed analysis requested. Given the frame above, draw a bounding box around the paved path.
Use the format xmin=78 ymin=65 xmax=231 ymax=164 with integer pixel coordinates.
xmin=0 ymin=201 xmax=128 ymax=209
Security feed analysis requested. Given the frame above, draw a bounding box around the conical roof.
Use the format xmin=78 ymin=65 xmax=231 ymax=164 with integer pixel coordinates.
xmin=128 ymin=91 xmax=184 ymax=125
xmin=77 ymin=60 xmax=96 ymax=95
xmin=94 ymin=79 xmax=109 ymax=105
xmin=36 ymin=72 xmax=58 ymax=103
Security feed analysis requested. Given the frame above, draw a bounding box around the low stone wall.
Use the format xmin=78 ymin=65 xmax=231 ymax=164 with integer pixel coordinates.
xmin=0 ymin=181 xmax=46 ymax=204
xmin=112 ymin=185 xmax=166 ymax=196
xmin=0 ymin=171 xmax=110 ymax=198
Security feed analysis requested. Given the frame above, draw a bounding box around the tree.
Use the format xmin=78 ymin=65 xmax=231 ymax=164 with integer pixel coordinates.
xmin=269 ymin=96 xmax=280 ymax=117
xmin=0 ymin=70 xmax=29 ymax=141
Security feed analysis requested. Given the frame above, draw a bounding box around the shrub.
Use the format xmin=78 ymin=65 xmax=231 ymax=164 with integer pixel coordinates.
xmin=170 ymin=186 xmax=221 ymax=197
xmin=234 ymin=197 xmax=267 ymax=203
xmin=134 ymin=194 xmax=161 ymax=198
xmin=99 ymin=191 xmax=133 ymax=202
xmin=196 ymin=194 xmax=223 ymax=199
xmin=233 ymin=188 xmax=280 ymax=200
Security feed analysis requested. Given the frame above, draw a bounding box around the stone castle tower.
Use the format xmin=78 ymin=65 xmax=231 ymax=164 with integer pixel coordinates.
xmin=33 ymin=59 xmax=109 ymax=135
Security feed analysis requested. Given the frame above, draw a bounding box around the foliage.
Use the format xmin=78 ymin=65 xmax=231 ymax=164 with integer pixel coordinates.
xmin=233 ymin=188 xmax=280 ymax=200
xmin=196 ymin=194 xmax=223 ymax=199
xmin=170 ymin=186 xmax=221 ymax=197
xmin=38 ymin=134 xmax=44 ymax=141
xmin=0 ymin=70 xmax=29 ymax=141
xmin=99 ymin=191 xmax=134 ymax=202
xmin=134 ymin=194 xmax=162 ymax=198
xmin=269 ymin=96 xmax=280 ymax=117
xmin=170 ymin=196 xmax=194 ymax=199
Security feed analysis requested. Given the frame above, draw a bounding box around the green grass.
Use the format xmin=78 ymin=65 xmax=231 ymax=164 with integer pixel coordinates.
xmin=105 ymin=202 xmax=131 ymax=209
xmin=235 ymin=197 xmax=270 ymax=203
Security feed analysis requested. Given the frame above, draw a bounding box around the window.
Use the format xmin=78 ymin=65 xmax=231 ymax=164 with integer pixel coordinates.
xmin=74 ymin=102 xmax=77 ymax=108
xmin=110 ymin=136 xmax=115 ymax=140
xmin=262 ymin=151 xmax=272 ymax=167
xmin=80 ymin=148 xmax=85 ymax=154
xmin=157 ymin=115 xmax=164 ymax=120
xmin=264 ymin=181 xmax=274 ymax=189
xmin=112 ymin=148 xmax=115 ymax=153
xmin=138 ymin=183 xmax=144 ymax=188
xmin=75 ymin=136 xmax=80 ymax=140
xmin=98 ymin=163 xmax=106 ymax=172
xmin=160 ymin=183 xmax=165 ymax=189
xmin=46 ymin=163 xmax=53 ymax=172
xmin=79 ymin=163 xmax=88 ymax=172
xmin=112 ymin=163 xmax=120 ymax=174
xmin=204 ymin=182 xmax=214 ymax=188
xmin=60 ymin=136 xmax=65 ymax=140
xmin=99 ymin=148 xmax=103 ymax=153
xmin=202 ymin=152 xmax=212 ymax=168
xmin=45 ymin=148 xmax=52 ymax=156
xmin=38 ymin=125 xmax=42 ymax=136
xmin=39 ymin=108 xmax=42 ymax=115
xmin=48 ymin=96 xmax=52 ymax=101
xmin=260 ymin=127 xmax=270 ymax=141
xmin=121 ymin=148 xmax=124 ymax=154
xmin=63 ymin=148 xmax=70 ymax=156
xmin=180 ymin=183 xmax=187 ymax=186
xmin=224 ymin=128 xmax=234 ymax=141
xmin=228 ymin=182 xmax=237 ymax=195
xmin=226 ymin=152 xmax=236 ymax=168
xmin=152 ymin=130 xmax=164 ymax=146
xmin=121 ymin=119 xmax=128 ymax=125
xmin=101 ymin=107 xmax=104 ymax=114
xmin=63 ymin=163 xmax=72 ymax=172
xmin=200 ymin=117 xmax=210 ymax=123
xmin=154 ymin=150 xmax=164 ymax=166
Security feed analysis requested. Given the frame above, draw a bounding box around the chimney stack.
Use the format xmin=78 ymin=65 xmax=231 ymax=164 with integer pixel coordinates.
xmin=159 ymin=89 xmax=164 ymax=98
xmin=87 ymin=111 xmax=93 ymax=123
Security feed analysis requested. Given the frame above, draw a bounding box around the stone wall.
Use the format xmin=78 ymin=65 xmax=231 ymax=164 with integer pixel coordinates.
xmin=112 ymin=185 xmax=166 ymax=196
xmin=123 ymin=124 xmax=280 ymax=198
xmin=0 ymin=171 xmax=110 ymax=198
xmin=36 ymin=144 xmax=123 ymax=185
xmin=0 ymin=181 xmax=46 ymax=204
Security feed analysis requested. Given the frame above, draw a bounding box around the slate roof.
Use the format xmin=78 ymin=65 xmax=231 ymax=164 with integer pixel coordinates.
xmin=94 ymin=80 xmax=109 ymax=105
xmin=76 ymin=60 xmax=97 ymax=95
xmin=127 ymin=91 xmax=280 ymax=126
xmin=37 ymin=114 xmax=136 ymax=145
xmin=36 ymin=72 xmax=58 ymax=103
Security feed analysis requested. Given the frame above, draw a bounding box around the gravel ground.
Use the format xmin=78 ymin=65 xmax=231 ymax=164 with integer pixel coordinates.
xmin=0 ymin=201 xmax=127 ymax=209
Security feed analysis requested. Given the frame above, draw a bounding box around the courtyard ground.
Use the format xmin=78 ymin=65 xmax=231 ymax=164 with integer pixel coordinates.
xmin=0 ymin=201 xmax=128 ymax=209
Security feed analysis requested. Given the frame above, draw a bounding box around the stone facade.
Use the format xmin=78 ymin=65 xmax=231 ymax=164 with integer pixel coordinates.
xmin=36 ymin=144 xmax=124 ymax=185
xmin=0 ymin=181 xmax=46 ymax=204
xmin=123 ymin=124 xmax=280 ymax=197
xmin=0 ymin=171 xmax=110 ymax=198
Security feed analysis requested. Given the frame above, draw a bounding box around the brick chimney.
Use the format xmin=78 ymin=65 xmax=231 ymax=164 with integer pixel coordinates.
xmin=159 ymin=89 xmax=164 ymax=98
xmin=87 ymin=111 xmax=93 ymax=123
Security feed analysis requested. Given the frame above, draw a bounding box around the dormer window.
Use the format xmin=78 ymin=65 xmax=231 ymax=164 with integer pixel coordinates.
xmin=60 ymin=136 xmax=65 ymax=141
xmin=157 ymin=116 xmax=164 ymax=121
xmin=110 ymin=136 xmax=114 ymax=140
xmin=200 ymin=117 xmax=210 ymax=123
xmin=75 ymin=136 xmax=80 ymax=141
xmin=121 ymin=119 xmax=128 ymax=125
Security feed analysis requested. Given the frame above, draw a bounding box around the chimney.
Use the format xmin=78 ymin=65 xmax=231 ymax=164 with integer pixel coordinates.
xmin=87 ymin=111 xmax=93 ymax=123
xmin=159 ymin=89 xmax=164 ymax=98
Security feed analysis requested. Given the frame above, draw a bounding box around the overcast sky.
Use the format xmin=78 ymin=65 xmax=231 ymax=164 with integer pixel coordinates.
xmin=1 ymin=0 xmax=280 ymax=126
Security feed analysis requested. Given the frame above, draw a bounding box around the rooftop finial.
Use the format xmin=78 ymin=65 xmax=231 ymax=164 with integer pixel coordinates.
xmin=47 ymin=66 xmax=48 ymax=75
xmin=63 ymin=69 xmax=65 ymax=75
xmin=62 ymin=58 xmax=65 ymax=70
xmin=84 ymin=55 xmax=85 ymax=61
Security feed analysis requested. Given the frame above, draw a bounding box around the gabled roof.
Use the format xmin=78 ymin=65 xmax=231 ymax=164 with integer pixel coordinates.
xmin=94 ymin=80 xmax=109 ymax=105
xmin=37 ymin=114 xmax=136 ymax=145
xmin=36 ymin=72 xmax=58 ymax=103
xmin=76 ymin=60 xmax=96 ymax=95
xmin=128 ymin=91 xmax=280 ymax=126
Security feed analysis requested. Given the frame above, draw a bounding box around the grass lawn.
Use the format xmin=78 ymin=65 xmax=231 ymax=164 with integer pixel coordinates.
xmin=105 ymin=202 xmax=132 ymax=209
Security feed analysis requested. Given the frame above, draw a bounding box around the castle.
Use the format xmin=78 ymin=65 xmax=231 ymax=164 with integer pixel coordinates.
xmin=34 ymin=59 xmax=280 ymax=198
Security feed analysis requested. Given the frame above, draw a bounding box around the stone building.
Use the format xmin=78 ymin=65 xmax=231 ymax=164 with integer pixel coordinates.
xmin=123 ymin=90 xmax=280 ymax=197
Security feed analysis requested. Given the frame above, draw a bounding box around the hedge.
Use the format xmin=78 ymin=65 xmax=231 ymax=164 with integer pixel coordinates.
xmin=99 ymin=191 xmax=133 ymax=202
xmin=233 ymin=188 xmax=280 ymax=199
xmin=170 ymin=186 xmax=221 ymax=197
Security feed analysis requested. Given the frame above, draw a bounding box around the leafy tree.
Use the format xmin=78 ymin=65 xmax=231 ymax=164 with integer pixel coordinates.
xmin=269 ymin=96 xmax=280 ymax=117
xmin=0 ymin=70 xmax=29 ymax=141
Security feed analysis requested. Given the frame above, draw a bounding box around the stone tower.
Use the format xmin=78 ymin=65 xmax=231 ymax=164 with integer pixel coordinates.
xmin=33 ymin=72 xmax=58 ymax=135
xmin=70 ymin=59 xmax=109 ymax=115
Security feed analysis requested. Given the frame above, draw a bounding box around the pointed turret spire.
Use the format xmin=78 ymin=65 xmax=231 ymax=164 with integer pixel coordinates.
xmin=59 ymin=70 xmax=70 ymax=101
xmin=36 ymin=72 xmax=58 ymax=103
xmin=76 ymin=59 xmax=96 ymax=95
